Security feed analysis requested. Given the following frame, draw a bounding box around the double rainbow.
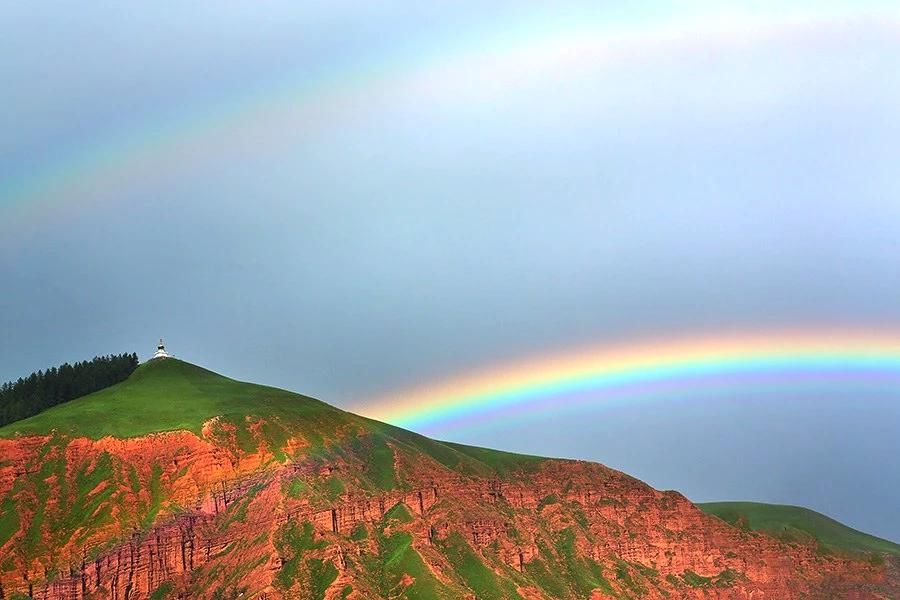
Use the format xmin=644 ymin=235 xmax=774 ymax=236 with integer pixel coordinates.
xmin=357 ymin=330 xmax=900 ymax=433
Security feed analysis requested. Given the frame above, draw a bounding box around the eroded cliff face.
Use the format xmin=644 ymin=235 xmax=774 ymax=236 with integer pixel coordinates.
xmin=0 ymin=423 xmax=897 ymax=600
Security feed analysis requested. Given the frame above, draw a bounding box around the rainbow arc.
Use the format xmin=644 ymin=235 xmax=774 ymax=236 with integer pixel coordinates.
xmin=357 ymin=330 xmax=900 ymax=432
xmin=3 ymin=3 xmax=898 ymax=233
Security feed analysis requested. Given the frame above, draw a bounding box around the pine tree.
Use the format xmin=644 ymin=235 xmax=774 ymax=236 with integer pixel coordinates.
xmin=0 ymin=352 xmax=140 ymax=427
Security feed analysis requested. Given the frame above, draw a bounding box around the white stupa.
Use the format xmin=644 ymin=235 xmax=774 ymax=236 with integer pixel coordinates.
xmin=153 ymin=338 xmax=171 ymax=359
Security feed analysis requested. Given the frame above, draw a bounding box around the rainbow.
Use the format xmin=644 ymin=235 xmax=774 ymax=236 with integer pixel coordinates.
xmin=356 ymin=329 xmax=900 ymax=434
xmin=2 ymin=2 xmax=899 ymax=237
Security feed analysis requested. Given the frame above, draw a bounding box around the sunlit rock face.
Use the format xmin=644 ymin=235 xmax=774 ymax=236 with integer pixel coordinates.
xmin=1 ymin=362 xmax=897 ymax=599
xmin=3 ymin=429 xmax=898 ymax=600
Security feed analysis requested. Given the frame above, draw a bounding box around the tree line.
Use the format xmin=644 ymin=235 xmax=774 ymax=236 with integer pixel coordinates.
xmin=0 ymin=352 xmax=139 ymax=427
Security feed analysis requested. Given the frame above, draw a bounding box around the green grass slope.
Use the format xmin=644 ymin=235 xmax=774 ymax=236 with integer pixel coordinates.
xmin=0 ymin=358 xmax=543 ymax=479
xmin=699 ymin=501 xmax=900 ymax=556
xmin=0 ymin=358 xmax=339 ymax=439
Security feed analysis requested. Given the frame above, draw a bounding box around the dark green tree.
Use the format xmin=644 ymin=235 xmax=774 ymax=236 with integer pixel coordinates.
xmin=0 ymin=352 xmax=140 ymax=427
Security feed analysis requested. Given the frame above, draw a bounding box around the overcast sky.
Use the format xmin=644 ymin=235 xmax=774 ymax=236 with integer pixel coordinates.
xmin=2 ymin=2 xmax=899 ymax=540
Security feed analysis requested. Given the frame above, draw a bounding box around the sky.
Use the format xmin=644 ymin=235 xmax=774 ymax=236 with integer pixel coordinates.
xmin=2 ymin=2 xmax=900 ymax=540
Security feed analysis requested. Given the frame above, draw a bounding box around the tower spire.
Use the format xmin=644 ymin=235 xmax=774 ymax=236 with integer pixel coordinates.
xmin=154 ymin=338 xmax=170 ymax=359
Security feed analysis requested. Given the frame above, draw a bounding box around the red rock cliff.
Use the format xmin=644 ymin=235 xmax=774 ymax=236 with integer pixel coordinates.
xmin=1 ymin=426 xmax=897 ymax=600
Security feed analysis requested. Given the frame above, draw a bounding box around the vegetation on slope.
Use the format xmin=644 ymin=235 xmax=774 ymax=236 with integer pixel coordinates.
xmin=0 ymin=359 xmax=546 ymax=481
xmin=0 ymin=353 xmax=138 ymax=427
xmin=0 ymin=358 xmax=334 ymax=439
xmin=699 ymin=501 xmax=900 ymax=556
xmin=0 ymin=358 xmax=549 ymax=580
xmin=367 ymin=503 xmax=455 ymax=598
xmin=2 ymin=357 xmax=898 ymax=598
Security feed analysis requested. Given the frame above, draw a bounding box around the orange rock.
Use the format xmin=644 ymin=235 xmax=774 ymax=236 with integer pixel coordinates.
xmin=0 ymin=429 xmax=896 ymax=599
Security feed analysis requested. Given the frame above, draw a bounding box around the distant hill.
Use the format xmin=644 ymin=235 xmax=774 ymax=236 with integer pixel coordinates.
xmin=699 ymin=501 xmax=900 ymax=556
xmin=0 ymin=358 xmax=897 ymax=599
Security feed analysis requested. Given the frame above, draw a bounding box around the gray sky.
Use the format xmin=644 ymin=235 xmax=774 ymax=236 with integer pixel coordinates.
xmin=2 ymin=2 xmax=900 ymax=540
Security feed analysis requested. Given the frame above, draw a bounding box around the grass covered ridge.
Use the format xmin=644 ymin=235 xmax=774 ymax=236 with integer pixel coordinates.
xmin=0 ymin=358 xmax=551 ymax=488
xmin=0 ymin=359 xmax=547 ymax=480
xmin=699 ymin=501 xmax=900 ymax=556
xmin=0 ymin=359 xmax=341 ymax=440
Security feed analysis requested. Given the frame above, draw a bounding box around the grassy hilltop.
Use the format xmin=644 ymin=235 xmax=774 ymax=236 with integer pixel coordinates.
xmin=0 ymin=357 xmax=543 ymax=477
xmin=0 ymin=358 xmax=332 ymax=439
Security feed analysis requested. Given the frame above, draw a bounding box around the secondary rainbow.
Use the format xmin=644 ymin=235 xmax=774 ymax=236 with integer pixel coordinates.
xmin=356 ymin=329 xmax=900 ymax=432
xmin=2 ymin=2 xmax=898 ymax=236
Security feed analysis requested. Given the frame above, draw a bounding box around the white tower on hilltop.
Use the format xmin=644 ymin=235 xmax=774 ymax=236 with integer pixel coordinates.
xmin=154 ymin=338 xmax=171 ymax=359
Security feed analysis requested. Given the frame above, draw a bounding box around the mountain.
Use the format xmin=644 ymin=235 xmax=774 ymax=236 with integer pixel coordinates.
xmin=699 ymin=502 xmax=900 ymax=556
xmin=0 ymin=358 xmax=898 ymax=599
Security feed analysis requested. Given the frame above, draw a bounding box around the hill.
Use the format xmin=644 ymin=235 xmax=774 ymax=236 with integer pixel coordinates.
xmin=0 ymin=359 xmax=542 ymax=479
xmin=0 ymin=359 xmax=336 ymax=439
xmin=0 ymin=359 xmax=898 ymax=599
xmin=699 ymin=501 xmax=900 ymax=556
